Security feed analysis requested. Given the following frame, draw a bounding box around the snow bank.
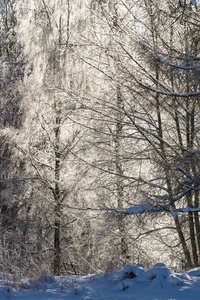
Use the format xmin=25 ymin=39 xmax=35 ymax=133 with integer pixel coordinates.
xmin=1 ymin=264 xmax=200 ymax=299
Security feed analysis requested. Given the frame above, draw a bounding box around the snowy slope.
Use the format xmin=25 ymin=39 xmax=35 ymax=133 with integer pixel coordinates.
xmin=1 ymin=263 xmax=200 ymax=299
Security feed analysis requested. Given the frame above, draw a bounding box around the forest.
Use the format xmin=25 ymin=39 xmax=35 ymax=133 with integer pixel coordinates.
xmin=0 ymin=0 xmax=200 ymax=279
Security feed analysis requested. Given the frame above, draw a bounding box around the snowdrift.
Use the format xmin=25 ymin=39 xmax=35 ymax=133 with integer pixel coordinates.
xmin=1 ymin=263 xmax=200 ymax=299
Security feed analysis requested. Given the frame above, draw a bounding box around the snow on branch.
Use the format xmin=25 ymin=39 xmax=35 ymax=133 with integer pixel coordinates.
xmin=123 ymin=203 xmax=171 ymax=215
xmin=157 ymin=56 xmax=200 ymax=71
xmin=177 ymin=56 xmax=200 ymax=61
xmin=142 ymin=84 xmax=200 ymax=98
xmin=125 ymin=204 xmax=152 ymax=214
xmin=66 ymin=201 xmax=200 ymax=218
xmin=124 ymin=204 xmax=200 ymax=217
xmin=172 ymin=188 xmax=192 ymax=201
xmin=171 ymin=207 xmax=200 ymax=216
xmin=188 ymin=0 xmax=197 ymax=9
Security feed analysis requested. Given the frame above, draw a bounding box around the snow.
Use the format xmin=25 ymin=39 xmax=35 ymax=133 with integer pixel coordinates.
xmin=126 ymin=204 xmax=151 ymax=214
xmin=188 ymin=0 xmax=197 ymax=8
xmin=157 ymin=56 xmax=200 ymax=70
xmin=171 ymin=207 xmax=200 ymax=216
xmin=1 ymin=264 xmax=200 ymax=299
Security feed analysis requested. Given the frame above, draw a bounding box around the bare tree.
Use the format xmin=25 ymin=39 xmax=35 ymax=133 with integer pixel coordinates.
xmin=80 ymin=0 xmax=200 ymax=269
xmin=0 ymin=0 xmax=28 ymax=275
xmin=16 ymin=0 xmax=96 ymax=275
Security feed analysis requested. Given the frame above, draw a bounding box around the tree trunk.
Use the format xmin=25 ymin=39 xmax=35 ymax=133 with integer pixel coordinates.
xmin=115 ymin=87 xmax=129 ymax=264
xmin=54 ymin=203 xmax=61 ymax=275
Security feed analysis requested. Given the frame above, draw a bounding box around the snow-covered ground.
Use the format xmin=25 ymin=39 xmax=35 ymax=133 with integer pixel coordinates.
xmin=1 ymin=263 xmax=200 ymax=299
